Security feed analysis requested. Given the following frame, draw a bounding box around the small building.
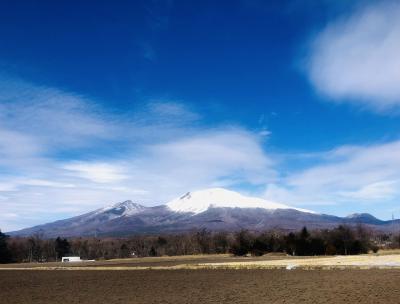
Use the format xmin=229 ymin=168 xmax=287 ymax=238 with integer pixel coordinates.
xmin=61 ymin=256 xmax=82 ymax=263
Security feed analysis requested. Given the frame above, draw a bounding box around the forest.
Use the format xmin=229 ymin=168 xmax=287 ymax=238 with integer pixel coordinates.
xmin=1 ymin=225 xmax=399 ymax=263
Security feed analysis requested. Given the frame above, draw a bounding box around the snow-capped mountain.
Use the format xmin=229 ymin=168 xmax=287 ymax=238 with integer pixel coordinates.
xmin=8 ymin=188 xmax=400 ymax=237
xmin=167 ymin=188 xmax=314 ymax=214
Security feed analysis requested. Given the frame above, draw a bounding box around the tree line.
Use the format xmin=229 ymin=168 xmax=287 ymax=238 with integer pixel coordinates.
xmin=230 ymin=226 xmax=380 ymax=256
xmin=1 ymin=225 xmax=399 ymax=263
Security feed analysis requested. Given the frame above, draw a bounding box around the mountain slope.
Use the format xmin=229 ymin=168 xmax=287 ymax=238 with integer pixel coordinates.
xmin=10 ymin=200 xmax=150 ymax=237
xmin=8 ymin=188 xmax=400 ymax=237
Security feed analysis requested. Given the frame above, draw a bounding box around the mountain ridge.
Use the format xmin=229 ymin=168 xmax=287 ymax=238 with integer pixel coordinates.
xmin=7 ymin=188 xmax=400 ymax=237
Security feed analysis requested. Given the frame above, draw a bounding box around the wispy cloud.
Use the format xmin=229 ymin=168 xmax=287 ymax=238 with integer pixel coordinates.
xmin=338 ymin=180 xmax=399 ymax=201
xmin=265 ymin=140 xmax=400 ymax=215
xmin=63 ymin=163 xmax=129 ymax=184
xmin=307 ymin=1 xmax=400 ymax=111
xmin=0 ymin=76 xmax=117 ymax=150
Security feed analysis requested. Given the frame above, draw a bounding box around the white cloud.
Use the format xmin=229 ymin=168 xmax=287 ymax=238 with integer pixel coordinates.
xmin=259 ymin=129 xmax=271 ymax=137
xmin=124 ymin=129 xmax=275 ymax=200
xmin=307 ymin=2 xmax=400 ymax=111
xmin=0 ymin=78 xmax=117 ymax=147
xmin=265 ymin=140 xmax=400 ymax=209
xmin=0 ymin=183 xmax=18 ymax=192
xmin=20 ymin=179 xmax=76 ymax=188
xmin=0 ymin=128 xmax=44 ymax=170
xmin=63 ymin=162 xmax=129 ymax=184
xmin=338 ymin=180 xmax=399 ymax=201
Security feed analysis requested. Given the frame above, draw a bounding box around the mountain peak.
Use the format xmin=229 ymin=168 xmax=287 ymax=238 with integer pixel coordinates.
xmin=99 ymin=200 xmax=146 ymax=217
xmin=345 ymin=213 xmax=383 ymax=225
xmin=167 ymin=188 xmax=314 ymax=214
xmin=346 ymin=213 xmax=376 ymax=219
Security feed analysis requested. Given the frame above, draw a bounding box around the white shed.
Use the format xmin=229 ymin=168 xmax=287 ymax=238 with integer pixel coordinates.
xmin=61 ymin=256 xmax=82 ymax=263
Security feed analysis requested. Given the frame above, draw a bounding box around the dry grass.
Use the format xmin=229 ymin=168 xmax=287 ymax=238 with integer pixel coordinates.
xmin=200 ymin=254 xmax=400 ymax=270
xmin=2 ymin=251 xmax=400 ymax=271
xmin=374 ymin=248 xmax=400 ymax=255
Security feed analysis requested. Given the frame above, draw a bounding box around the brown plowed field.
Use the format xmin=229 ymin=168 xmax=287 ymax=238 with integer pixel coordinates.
xmin=1 ymin=269 xmax=400 ymax=304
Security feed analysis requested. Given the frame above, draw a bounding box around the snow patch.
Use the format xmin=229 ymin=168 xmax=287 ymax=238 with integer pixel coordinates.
xmin=166 ymin=188 xmax=314 ymax=215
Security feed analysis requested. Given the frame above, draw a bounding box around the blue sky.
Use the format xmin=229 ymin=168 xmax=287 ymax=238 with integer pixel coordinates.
xmin=1 ymin=0 xmax=400 ymax=231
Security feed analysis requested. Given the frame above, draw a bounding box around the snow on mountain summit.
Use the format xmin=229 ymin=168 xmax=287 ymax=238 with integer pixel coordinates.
xmin=166 ymin=188 xmax=314 ymax=214
xmin=97 ymin=200 xmax=146 ymax=217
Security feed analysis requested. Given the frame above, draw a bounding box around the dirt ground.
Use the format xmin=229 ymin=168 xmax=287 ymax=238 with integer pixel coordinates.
xmin=1 ymin=269 xmax=400 ymax=304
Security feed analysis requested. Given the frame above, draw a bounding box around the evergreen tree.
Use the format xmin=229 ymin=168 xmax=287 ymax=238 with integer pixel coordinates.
xmin=231 ymin=230 xmax=253 ymax=256
xmin=55 ymin=237 xmax=71 ymax=261
xmin=285 ymin=232 xmax=297 ymax=256
xmin=296 ymin=227 xmax=313 ymax=255
xmin=120 ymin=243 xmax=131 ymax=258
xmin=0 ymin=230 xmax=12 ymax=263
